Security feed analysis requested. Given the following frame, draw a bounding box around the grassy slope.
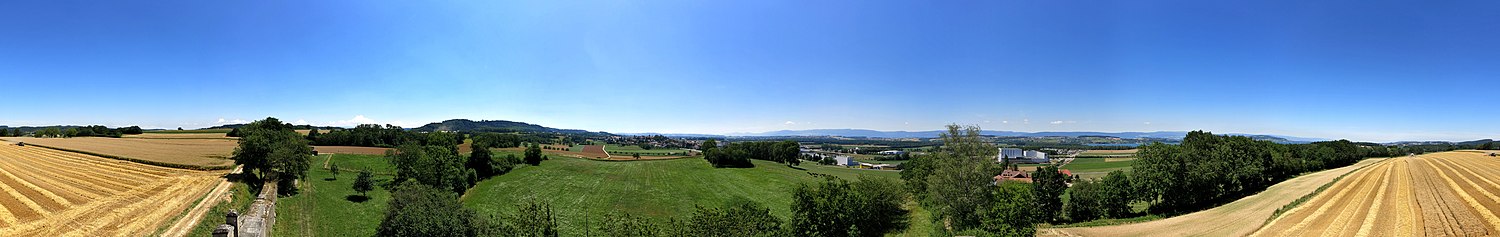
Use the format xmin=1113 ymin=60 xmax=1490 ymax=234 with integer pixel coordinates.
xmin=275 ymin=154 xmax=396 ymax=236
xmin=462 ymin=156 xmax=901 ymax=236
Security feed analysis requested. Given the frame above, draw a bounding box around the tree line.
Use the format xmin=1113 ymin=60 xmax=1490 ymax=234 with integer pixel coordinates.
xmin=15 ymin=125 xmax=143 ymax=138
xmin=702 ymin=140 xmax=801 ymax=168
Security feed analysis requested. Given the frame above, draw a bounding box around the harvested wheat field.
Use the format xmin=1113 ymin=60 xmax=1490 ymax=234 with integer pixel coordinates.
xmin=1252 ymin=151 xmax=1500 ymax=237
xmin=123 ymin=133 xmax=232 ymax=139
xmin=0 ymin=143 xmax=222 ymax=236
xmin=1040 ymin=158 xmax=1385 ymax=237
xmin=4 ymin=137 xmax=235 ymax=169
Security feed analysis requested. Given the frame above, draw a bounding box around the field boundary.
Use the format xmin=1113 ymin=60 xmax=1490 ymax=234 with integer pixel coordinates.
xmin=1260 ymin=158 xmax=1387 ymax=227
xmin=10 ymin=141 xmax=234 ymax=170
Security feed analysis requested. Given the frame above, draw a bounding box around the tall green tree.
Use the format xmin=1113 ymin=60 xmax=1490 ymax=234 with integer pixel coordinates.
xmin=925 ymin=124 xmax=999 ymax=229
xmin=1098 ymin=170 xmax=1134 ymax=218
xmin=975 ymin=182 xmax=1036 ymax=236
xmin=467 ymin=143 xmax=496 ymax=177
xmin=1032 ymin=164 xmax=1069 ymax=223
xmin=790 ymin=177 xmax=909 ymax=237
xmin=353 ymin=170 xmax=375 ymax=197
xmin=231 ymin=117 xmax=313 ymax=183
xmin=389 ymin=144 xmax=473 ymax=194
xmin=329 ymin=162 xmax=340 ymax=180
xmin=524 ymin=143 xmax=543 ymax=165
xmin=306 ymin=128 xmax=320 ymax=142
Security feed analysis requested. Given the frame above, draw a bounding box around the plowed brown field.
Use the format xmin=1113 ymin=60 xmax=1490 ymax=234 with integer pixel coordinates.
xmin=1253 ymin=151 xmax=1500 ymax=237
xmin=0 ymin=143 xmax=221 ymax=236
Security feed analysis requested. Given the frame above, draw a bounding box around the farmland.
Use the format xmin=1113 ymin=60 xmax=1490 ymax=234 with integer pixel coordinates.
xmin=1041 ymin=157 xmax=1386 ymax=236
xmin=4 ymin=137 xmax=236 ymax=169
xmin=276 ymin=154 xmax=395 ymax=236
xmin=0 ymin=143 xmax=223 ymax=236
xmin=1061 ymin=158 xmax=1136 ymax=179
xmin=462 ymin=156 xmax=901 ymax=236
xmin=1252 ymin=151 xmax=1500 ymax=236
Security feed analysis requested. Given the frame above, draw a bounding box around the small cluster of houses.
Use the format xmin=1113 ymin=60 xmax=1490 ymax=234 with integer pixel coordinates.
xmin=993 ymin=168 xmax=1072 ymax=184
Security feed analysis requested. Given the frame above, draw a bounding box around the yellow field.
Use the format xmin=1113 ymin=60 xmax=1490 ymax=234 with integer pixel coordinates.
xmin=123 ymin=133 xmax=231 ymax=139
xmin=1253 ymin=151 xmax=1500 ymax=236
xmin=0 ymin=143 xmax=222 ymax=236
xmin=4 ymin=137 xmax=236 ymax=168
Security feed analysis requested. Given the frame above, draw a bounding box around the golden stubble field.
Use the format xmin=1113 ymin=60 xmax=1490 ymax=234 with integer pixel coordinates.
xmin=0 ymin=143 xmax=222 ymax=236
xmin=1253 ymin=151 xmax=1500 ymax=237
xmin=4 ymin=137 xmax=235 ymax=168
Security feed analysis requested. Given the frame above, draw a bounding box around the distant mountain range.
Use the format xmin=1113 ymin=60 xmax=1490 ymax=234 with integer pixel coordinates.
xmin=722 ymin=129 xmax=1327 ymax=142
xmin=409 ymin=119 xmax=611 ymax=136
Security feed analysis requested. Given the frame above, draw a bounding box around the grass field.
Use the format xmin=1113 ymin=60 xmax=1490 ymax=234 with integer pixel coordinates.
xmin=1063 ymin=158 xmax=1136 ymax=179
xmin=1040 ymin=158 xmax=1386 ymax=237
xmin=314 ymin=146 xmax=392 ymax=156
xmin=275 ymin=154 xmax=396 ymax=236
xmin=0 ymin=143 xmax=223 ymax=235
xmin=1253 ymin=151 xmax=1500 ymax=236
xmin=4 ymin=137 xmax=236 ymax=169
xmin=462 ymin=156 xmax=902 ymax=236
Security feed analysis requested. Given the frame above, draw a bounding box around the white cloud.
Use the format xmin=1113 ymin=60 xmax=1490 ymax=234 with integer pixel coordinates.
xmin=1049 ymin=121 xmax=1077 ymax=125
xmin=1144 ymin=121 xmax=1152 ymax=125
xmin=1050 ymin=121 xmax=1063 ymax=124
xmin=1001 ymin=120 xmax=1009 ymax=124
xmin=783 ymin=121 xmax=796 ymax=126
xmin=215 ymin=118 xmax=248 ymax=125
xmin=327 ymin=115 xmax=380 ymax=127
xmin=295 ymin=119 xmax=309 ymax=125
xmin=1023 ymin=119 xmax=1030 ymax=124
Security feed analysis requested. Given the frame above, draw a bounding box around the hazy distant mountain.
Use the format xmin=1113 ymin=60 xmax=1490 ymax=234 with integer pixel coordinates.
xmin=410 ymin=119 xmax=610 ymax=135
xmin=615 ymin=132 xmax=727 ymax=138
xmin=725 ymin=129 xmax=1325 ymax=142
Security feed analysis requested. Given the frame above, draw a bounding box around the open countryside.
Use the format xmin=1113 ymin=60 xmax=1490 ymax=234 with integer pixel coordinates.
xmin=4 ymin=1 xmax=1500 ymax=237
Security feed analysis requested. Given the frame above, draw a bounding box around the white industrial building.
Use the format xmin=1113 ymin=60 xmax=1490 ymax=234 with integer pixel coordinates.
xmin=998 ymin=148 xmax=1049 ymax=164
xmin=835 ymin=156 xmax=859 ymax=167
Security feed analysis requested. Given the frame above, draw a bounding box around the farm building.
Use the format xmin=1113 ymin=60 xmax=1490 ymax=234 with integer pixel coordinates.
xmin=877 ymin=150 xmax=906 ymax=155
xmin=994 ymin=170 xmax=1032 ymax=184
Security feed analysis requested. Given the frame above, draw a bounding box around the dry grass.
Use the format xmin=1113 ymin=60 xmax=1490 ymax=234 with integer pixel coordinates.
xmin=1040 ymin=158 xmax=1386 ymax=237
xmin=4 ymin=137 xmax=236 ymax=168
xmin=1252 ymin=151 xmax=1500 ymax=236
xmin=0 ymin=143 xmax=222 ymax=236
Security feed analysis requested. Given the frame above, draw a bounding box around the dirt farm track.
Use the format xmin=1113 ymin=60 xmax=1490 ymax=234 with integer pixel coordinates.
xmin=1253 ymin=151 xmax=1500 ymax=237
xmin=0 ymin=143 xmax=221 ymax=236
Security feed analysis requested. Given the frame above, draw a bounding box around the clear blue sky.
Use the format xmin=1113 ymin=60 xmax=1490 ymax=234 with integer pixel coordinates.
xmin=1 ymin=1 xmax=1496 ymax=142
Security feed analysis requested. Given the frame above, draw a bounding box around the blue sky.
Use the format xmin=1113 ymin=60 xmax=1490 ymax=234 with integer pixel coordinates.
xmin=1 ymin=1 xmax=1496 ymax=142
